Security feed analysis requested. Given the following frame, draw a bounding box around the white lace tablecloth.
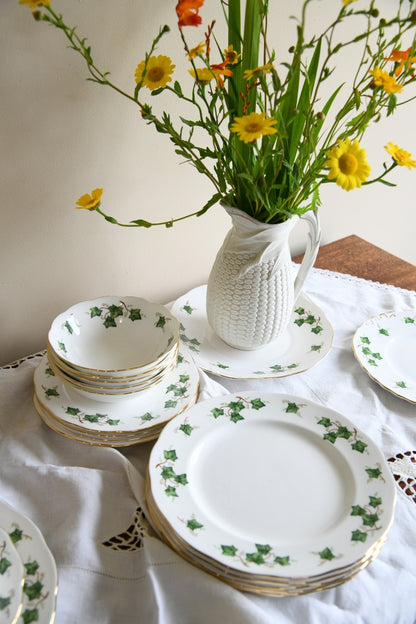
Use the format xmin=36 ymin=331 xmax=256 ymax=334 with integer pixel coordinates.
xmin=1 ymin=267 xmax=415 ymax=624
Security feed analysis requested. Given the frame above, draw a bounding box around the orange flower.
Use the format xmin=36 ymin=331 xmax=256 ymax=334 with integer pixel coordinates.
xmin=210 ymin=61 xmax=233 ymax=88
xmin=385 ymin=47 xmax=416 ymax=76
xmin=176 ymin=0 xmax=204 ymax=27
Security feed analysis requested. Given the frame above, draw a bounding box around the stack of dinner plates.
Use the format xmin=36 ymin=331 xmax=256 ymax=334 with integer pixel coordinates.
xmin=33 ymin=296 xmax=199 ymax=446
xmin=0 ymin=500 xmax=58 ymax=624
xmin=146 ymin=392 xmax=396 ymax=596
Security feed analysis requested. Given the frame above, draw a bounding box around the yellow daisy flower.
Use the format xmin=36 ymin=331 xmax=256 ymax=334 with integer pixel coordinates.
xmin=385 ymin=142 xmax=416 ymax=169
xmin=75 ymin=188 xmax=103 ymax=210
xmin=19 ymin=0 xmax=50 ymax=7
xmin=230 ymin=112 xmax=278 ymax=144
xmin=135 ymin=55 xmax=175 ymax=91
xmin=244 ymin=63 xmax=273 ymax=81
xmin=187 ymin=42 xmax=205 ymax=60
xmin=326 ymin=139 xmax=371 ymax=191
xmin=343 ymin=0 xmax=357 ymax=6
xmin=223 ymin=45 xmax=241 ymax=65
xmin=188 ymin=67 xmax=216 ymax=85
xmin=369 ymin=67 xmax=403 ymax=94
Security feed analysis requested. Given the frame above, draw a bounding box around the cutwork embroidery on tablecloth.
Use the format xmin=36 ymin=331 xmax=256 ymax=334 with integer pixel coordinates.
xmin=102 ymin=506 xmax=153 ymax=552
xmin=0 ymin=350 xmax=46 ymax=369
xmin=387 ymin=451 xmax=416 ymax=504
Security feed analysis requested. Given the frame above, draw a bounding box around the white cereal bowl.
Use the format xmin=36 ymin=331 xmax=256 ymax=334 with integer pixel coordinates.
xmin=48 ymin=296 xmax=179 ymax=375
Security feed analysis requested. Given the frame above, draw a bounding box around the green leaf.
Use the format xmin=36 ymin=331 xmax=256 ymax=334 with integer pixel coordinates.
xmin=211 ymin=407 xmax=224 ymax=419
xmin=103 ymin=317 xmax=117 ymax=328
xmin=165 ymin=486 xmax=178 ymax=497
xmin=179 ymin=424 xmax=193 ymax=436
xmin=45 ymin=387 xmax=59 ymax=398
xmin=24 ymin=561 xmax=40 ymax=576
xmin=24 ymin=580 xmax=43 ymax=600
xmin=187 ymin=519 xmax=203 ymax=532
xmin=164 ymin=449 xmax=178 ymax=461
xmin=311 ymin=325 xmax=323 ymax=334
xmin=379 ymin=328 xmax=389 ymax=336
xmin=22 ymin=609 xmax=39 ymax=624
xmin=361 ymin=336 xmax=371 ymax=344
xmin=106 ymin=419 xmax=120 ymax=426
xmin=83 ymin=414 xmax=101 ymax=423
xmin=250 ymin=398 xmax=265 ymax=410
xmin=361 ymin=513 xmax=379 ymax=527
xmin=318 ymin=547 xmax=335 ymax=561
xmin=396 ymin=381 xmax=407 ymax=388
xmin=160 ymin=466 xmax=176 ymax=480
xmin=366 ymin=467 xmax=382 ymax=480
xmin=351 ymin=529 xmax=368 ymax=543
xmin=58 ymin=341 xmax=67 ymax=353
xmin=0 ymin=597 xmax=11 ymax=610
xmin=317 ymin=417 xmax=332 ymax=428
xmin=164 ymin=399 xmax=178 ymax=409
xmin=129 ymin=308 xmax=142 ymax=321
xmin=0 ymin=557 xmax=12 ymax=575
xmin=230 ymin=411 xmax=244 ymax=423
xmin=274 ymin=555 xmax=290 ymax=566
xmin=351 ymin=505 xmax=365 ymax=516
xmin=8 ymin=528 xmax=23 ymax=544
xmin=140 ymin=412 xmax=153 ymax=422
xmin=64 ymin=320 xmax=73 ymax=334
xmin=108 ymin=305 xmax=123 ymax=318
xmin=174 ymin=473 xmax=188 ymax=486
xmin=324 ymin=431 xmax=338 ymax=444
xmin=404 ymin=317 xmax=415 ymax=324
xmin=90 ymin=306 xmax=102 ymax=318
xmin=246 ymin=551 xmax=265 ymax=565
xmin=351 ymin=440 xmax=368 ymax=453
xmin=255 ymin=544 xmax=272 ymax=555
xmin=155 ymin=315 xmax=167 ymax=328
xmin=179 ymin=374 xmax=190 ymax=383
xmin=336 ymin=426 xmax=352 ymax=440
xmin=310 ymin=344 xmax=322 ymax=351
xmin=221 ymin=545 xmax=238 ymax=557
xmin=66 ymin=407 xmax=81 ymax=416
xmin=369 ymin=496 xmax=382 ymax=508
xmin=285 ymin=402 xmax=300 ymax=414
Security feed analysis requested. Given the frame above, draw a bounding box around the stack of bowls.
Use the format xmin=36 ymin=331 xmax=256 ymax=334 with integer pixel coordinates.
xmin=46 ymin=296 xmax=180 ymax=401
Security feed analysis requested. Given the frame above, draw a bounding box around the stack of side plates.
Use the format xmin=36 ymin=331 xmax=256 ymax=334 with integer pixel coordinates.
xmin=146 ymin=392 xmax=396 ymax=596
xmin=0 ymin=500 xmax=58 ymax=624
xmin=33 ymin=350 xmax=199 ymax=447
xmin=33 ymin=296 xmax=199 ymax=446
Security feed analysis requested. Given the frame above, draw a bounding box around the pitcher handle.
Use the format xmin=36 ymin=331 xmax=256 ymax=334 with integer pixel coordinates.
xmin=293 ymin=210 xmax=321 ymax=302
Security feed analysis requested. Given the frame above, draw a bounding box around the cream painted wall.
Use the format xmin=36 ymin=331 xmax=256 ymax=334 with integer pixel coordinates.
xmin=1 ymin=0 xmax=415 ymax=366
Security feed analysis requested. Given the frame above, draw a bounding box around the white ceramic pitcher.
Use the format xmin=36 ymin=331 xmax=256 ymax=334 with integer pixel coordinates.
xmin=206 ymin=205 xmax=321 ymax=350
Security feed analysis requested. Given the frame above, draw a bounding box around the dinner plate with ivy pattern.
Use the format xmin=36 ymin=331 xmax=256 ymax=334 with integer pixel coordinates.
xmin=353 ymin=310 xmax=416 ymax=404
xmin=147 ymin=392 xmax=396 ymax=590
xmin=171 ymin=286 xmax=333 ymax=379
xmin=0 ymin=501 xmax=57 ymax=624
xmin=0 ymin=527 xmax=24 ymax=624
xmin=33 ymin=350 xmax=199 ymax=445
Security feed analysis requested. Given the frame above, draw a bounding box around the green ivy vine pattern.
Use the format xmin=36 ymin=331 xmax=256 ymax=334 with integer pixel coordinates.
xmin=220 ymin=543 xmax=291 ymax=569
xmin=294 ymin=306 xmax=324 ymax=335
xmin=357 ymin=336 xmax=383 ymax=367
xmin=317 ymin=416 xmax=368 ymax=453
xmin=8 ymin=526 xmax=49 ymax=624
xmin=350 ymin=495 xmax=383 ymax=543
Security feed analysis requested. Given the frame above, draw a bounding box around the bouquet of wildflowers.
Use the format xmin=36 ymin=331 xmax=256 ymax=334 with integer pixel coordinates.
xmin=21 ymin=0 xmax=416 ymax=226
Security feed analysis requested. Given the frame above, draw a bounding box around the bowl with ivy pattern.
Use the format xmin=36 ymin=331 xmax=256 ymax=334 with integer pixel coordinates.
xmin=47 ymin=296 xmax=180 ymax=379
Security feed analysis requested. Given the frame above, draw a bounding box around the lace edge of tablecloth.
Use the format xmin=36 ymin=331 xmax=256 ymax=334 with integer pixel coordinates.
xmin=303 ymin=266 xmax=416 ymax=296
